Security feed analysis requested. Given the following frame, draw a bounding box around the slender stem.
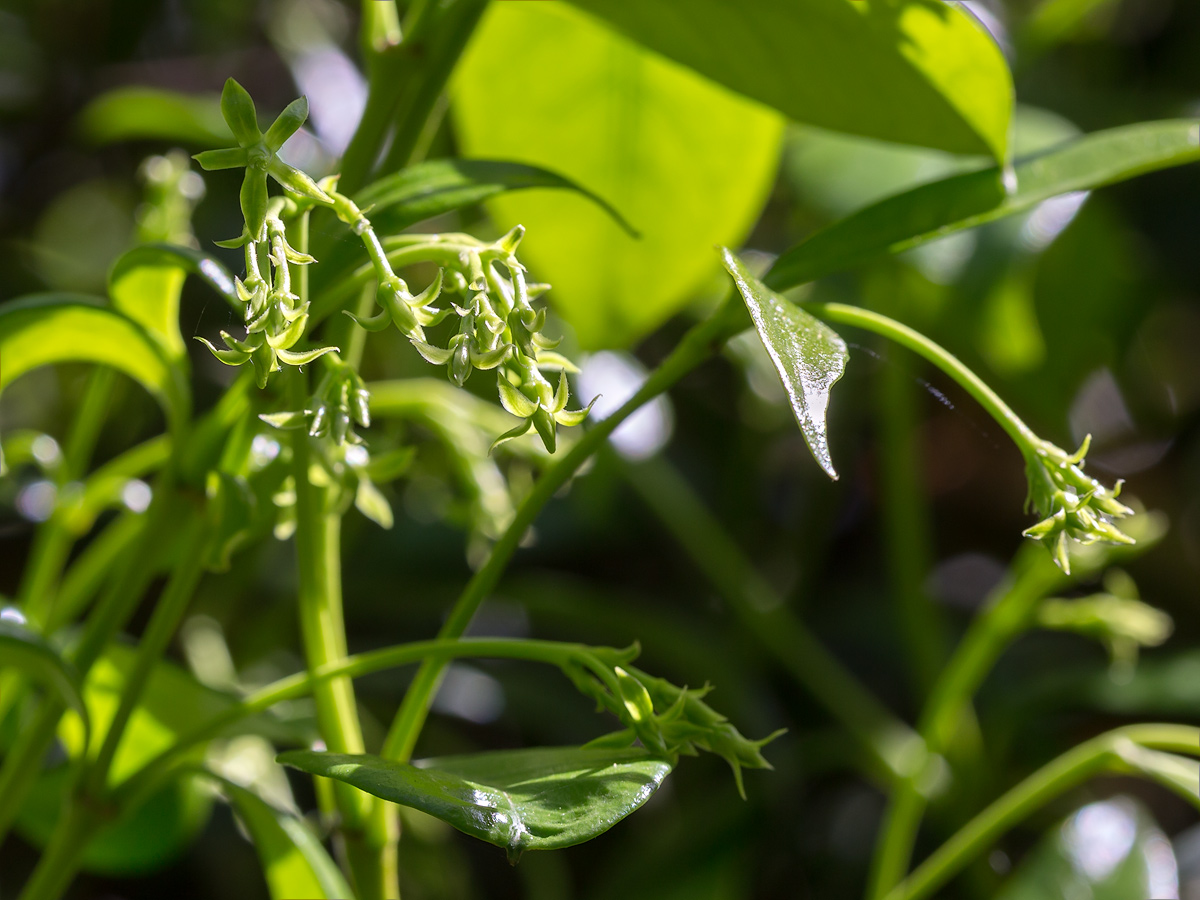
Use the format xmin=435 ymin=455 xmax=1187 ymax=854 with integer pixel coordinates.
xmin=623 ymin=455 xmax=922 ymax=784
xmin=877 ymin=352 xmax=946 ymax=694
xmin=379 ymin=296 xmax=751 ymax=764
xmin=883 ymin=725 xmax=1200 ymax=900
xmin=46 ymin=514 xmax=144 ymax=633
xmin=806 ymin=303 xmax=1039 ymax=452
xmin=15 ymin=802 xmax=96 ymax=900
xmin=115 ymin=638 xmax=626 ymax=808
xmin=868 ymin=546 xmax=1071 ymax=897
xmin=362 ymin=0 xmax=401 ymax=57
xmin=84 ymin=514 xmax=206 ymax=796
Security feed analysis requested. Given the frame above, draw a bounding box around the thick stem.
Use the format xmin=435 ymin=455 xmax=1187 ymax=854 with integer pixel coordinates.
xmin=14 ymin=802 xmax=96 ymax=900
xmin=623 ymin=455 xmax=922 ymax=784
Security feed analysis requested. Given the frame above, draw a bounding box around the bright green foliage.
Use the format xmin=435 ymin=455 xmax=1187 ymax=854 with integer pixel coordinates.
xmin=217 ymin=779 xmax=356 ymax=900
xmin=568 ymin=0 xmax=1014 ymax=161
xmin=453 ymin=0 xmax=783 ymax=349
xmin=278 ymin=747 xmax=673 ymax=862
xmin=78 ymin=87 xmax=230 ymax=147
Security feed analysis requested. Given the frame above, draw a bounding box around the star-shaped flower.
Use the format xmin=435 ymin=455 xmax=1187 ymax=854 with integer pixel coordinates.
xmin=193 ymin=78 xmax=331 ymax=240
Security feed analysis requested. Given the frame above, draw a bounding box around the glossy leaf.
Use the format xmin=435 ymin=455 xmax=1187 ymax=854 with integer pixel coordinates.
xmin=721 ymin=250 xmax=847 ymax=480
xmin=219 ymin=780 xmax=355 ymax=900
xmin=77 ymin=87 xmax=230 ymax=147
xmin=567 ymin=0 xmax=1013 ymax=162
xmin=997 ymin=797 xmax=1179 ymax=900
xmin=109 ymin=244 xmax=240 ymax=360
xmin=355 ymin=159 xmax=636 ymax=236
xmin=767 ymin=119 xmax=1200 ymax=292
xmin=453 ymin=1 xmax=783 ymax=349
xmin=279 ymin=746 xmax=673 ymax=861
xmin=0 ymin=294 xmax=188 ymax=430
xmin=0 ymin=618 xmax=89 ymax=737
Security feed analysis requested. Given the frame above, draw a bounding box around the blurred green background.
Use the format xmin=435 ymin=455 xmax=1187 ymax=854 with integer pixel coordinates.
xmin=2 ymin=0 xmax=1200 ymax=898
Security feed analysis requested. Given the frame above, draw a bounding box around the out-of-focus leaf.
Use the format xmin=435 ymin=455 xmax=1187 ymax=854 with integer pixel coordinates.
xmin=997 ymin=796 xmax=1179 ymax=900
xmin=78 ymin=87 xmax=230 ymax=147
xmin=0 ymin=294 xmax=188 ymax=430
xmin=767 ymin=120 xmax=1200 ymax=292
xmin=218 ymin=779 xmax=356 ymax=900
xmin=109 ymin=244 xmax=240 ymax=361
xmin=0 ymin=618 xmax=88 ymax=736
xmin=568 ymin=0 xmax=1013 ymax=162
xmin=721 ymin=250 xmax=847 ymax=479
xmin=279 ymin=746 xmax=673 ymax=861
xmin=1022 ymin=0 xmax=1122 ymax=52
xmin=355 ymin=159 xmax=636 ymax=236
xmin=453 ymin=1 xmax=783 ymax=349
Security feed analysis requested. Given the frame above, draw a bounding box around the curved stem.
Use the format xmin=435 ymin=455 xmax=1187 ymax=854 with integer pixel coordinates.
xmin=883 ymin=725 xmax=1200 ymax=900
xmin=114 ymin=638 xmax=624 ymax=808
xmin=806 ymin=302 xmax=1039 ymax=452
xmin=378 ymin=296 xmax=751 ymax=764
xmin=623 ymin=455 xmax=922 ymax=785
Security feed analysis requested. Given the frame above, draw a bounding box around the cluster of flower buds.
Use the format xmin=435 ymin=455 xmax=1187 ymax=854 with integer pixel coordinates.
xmin=193 ymin=79 xmax=338 ymax=387
xmin=1021 ymin=434 xmax=1135 ymax=574
xmin=197 ymin=212 xmax=335 ymax=387
xmin=352 ymin=224 xmax=594 ymax=453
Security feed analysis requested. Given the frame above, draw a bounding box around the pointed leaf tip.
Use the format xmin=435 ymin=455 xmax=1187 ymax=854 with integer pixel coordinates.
xmin=720 ymin=249 xmax=847 ymax=480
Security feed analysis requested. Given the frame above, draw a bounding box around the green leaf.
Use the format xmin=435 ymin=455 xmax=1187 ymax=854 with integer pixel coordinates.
xmin=109 ymin=244 xmax=240 ymax=361
xmin=767 ymin=119 xmax=1200 ymax=292
xmin=278 ymin=746 xmax=673 ymax=861
xmin=0 ymin=294 xmax=188 ymax=432
xmin=996 ymin=796 xmax=1178 ymax=900
xmin=218 ymin=779 xmax=356 ymax=900
xmin=356 ymin=159 xmax=636 ymax=236
xmin=720 ymin=250 xmax=847 ymax=480
xmin=77 ymin=87 xmax=231 ymax=147
xmin=567 ymin=0 xmax=1013 ymax=162
xmin=0 ymin=618 xmax=89 ymax=738
xmin=453 ymin=1 xmax=783 ymax=349
xmin=1115 ymin=743 xmax=1200 ymax=810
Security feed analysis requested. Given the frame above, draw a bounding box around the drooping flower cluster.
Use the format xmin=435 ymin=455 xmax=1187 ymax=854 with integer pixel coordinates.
xmin=1021 ymin=434 xmax=1135 ymax=573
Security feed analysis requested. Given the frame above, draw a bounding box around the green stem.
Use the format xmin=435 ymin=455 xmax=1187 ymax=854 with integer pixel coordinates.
xmin=84 ymin=514 xmax=207 ymax=796
xmin=806 ymin=303 xmax=1039 ymax=452
xmin=18 ymin=367 xmax=117 ymax=625
xmin=877 ymin=352 xmax=946 ymax=694
xmin=15 ymin=801 xmax=96 ymax=900
xmin=867 ymin=546 xmax=1070 ymax=897
xmin=340 ymin=0 xmax=488 ymax=192
xmin=379 ymin=296 xmax=751 ymax=764
xmin=46 ymin=514 xmax=145 ymax=633
xmin=623 ymin=455 xmax=922 ymax=784
xmin=116 ymin=638 xmax=629 ymax=808
xmin=883 ymin=725 xmax=1200 ymax=900
xmin=288 ymin=371 xmax=383 ymax=896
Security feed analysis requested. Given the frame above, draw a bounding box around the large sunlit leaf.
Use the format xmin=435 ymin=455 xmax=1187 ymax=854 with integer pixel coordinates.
xmin=279 ymin=746 xmax=674 ymax=861
xmin=355 ymin=159 xmax=636 ymax=236
xmin=567 ymin=0 xmax=1013 ymax=162
xmin=997 ymin=797 xmax=1179 ymax=900
xmin=767 ymin=119 xmax=1200 ymax=292
xmin=0 ymin=294 xmax=188 ymax=430
xmin=109 ymin=244 xmax=240 ymax=361
xmin=721 ymin=250 xmax=847 ymax=480
xmin=78 ymin=87 xmax=230 ymax=147
xmin=0 ymin=618 xmax=88 ymax=737
xmin=453 ymin=1 xmax=783 ymax=349
xmin=218 ymin=779 xmax=356 ymax=900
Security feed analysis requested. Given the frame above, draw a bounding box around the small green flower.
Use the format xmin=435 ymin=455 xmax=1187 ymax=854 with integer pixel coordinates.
xmin=193 ymin=79 xmax=331 ymax=240
xmin=1022 ymin=434 xmax=1135 ymax=574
